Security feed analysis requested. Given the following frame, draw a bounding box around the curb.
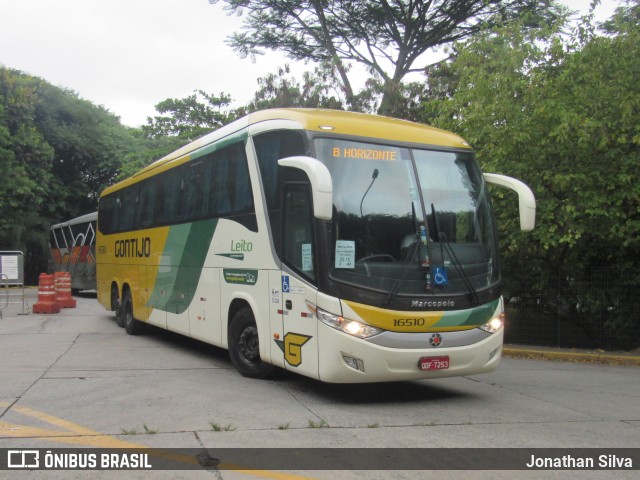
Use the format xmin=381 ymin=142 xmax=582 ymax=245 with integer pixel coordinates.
xmin=503 ymin=346 xmax=640 ymax=366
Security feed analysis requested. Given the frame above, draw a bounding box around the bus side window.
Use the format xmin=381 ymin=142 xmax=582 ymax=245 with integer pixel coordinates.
xmin=161 ymin=168 xmax=182 ymax=224
xmin=282 ymin=184 xmax=315 ymax=282
xmin=253 ymin=130 xmax=308 ymax=211
xmin=211 ymin=142 xmax=254 ymax=218
xmin=137 ymin=179 xmax=156 ymax=228
xmin=151 ymin=177 xmax=165 ymax=226
xmin=49 ymin=229 xmax=58 ymax=249
xmin=212 ymin=154 xmax=232 ymax=215
xmin=119 ymin=187 xmax=138 ymax=232
xmin=229 ymin=143 xmax=253 ymax=214
xmin=53 ymin=227 xmax=66 ymax=249
xmin=98 ymin=196 xmax=116 ymax=234
xmin=184 ymin=161 xmax=205 ymax=221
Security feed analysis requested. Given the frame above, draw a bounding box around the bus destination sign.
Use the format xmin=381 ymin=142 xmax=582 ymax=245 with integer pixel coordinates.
xmin=332 ymin=147 xmax=397 ymax=161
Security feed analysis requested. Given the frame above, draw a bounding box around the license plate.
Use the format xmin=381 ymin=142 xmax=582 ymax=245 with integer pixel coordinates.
xmin=419 ymin=356 xmax=449 ymax=371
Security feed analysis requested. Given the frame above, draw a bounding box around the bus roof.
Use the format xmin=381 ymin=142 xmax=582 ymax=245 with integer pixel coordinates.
xmin=51 ymin=212 xmax=97 ymax=230
xmin=103 ymin=109 xmax=470 ymax=196
xmin=249 ymin=109 xmax=470 ymax=148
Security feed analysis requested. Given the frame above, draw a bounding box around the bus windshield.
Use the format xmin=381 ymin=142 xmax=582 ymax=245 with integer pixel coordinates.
xmin=314 ymin=137 xmax=499 ymax=298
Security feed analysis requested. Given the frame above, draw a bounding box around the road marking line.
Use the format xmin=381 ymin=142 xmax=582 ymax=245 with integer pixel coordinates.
xmin=0 ymin=402 xmax=317 ymax=479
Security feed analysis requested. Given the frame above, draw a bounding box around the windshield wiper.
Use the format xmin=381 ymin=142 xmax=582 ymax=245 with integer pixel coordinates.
xmin=382 ymin=202 xmax=420 ymax=307
xmin=431 ymin=203 xmax=479 ymax=304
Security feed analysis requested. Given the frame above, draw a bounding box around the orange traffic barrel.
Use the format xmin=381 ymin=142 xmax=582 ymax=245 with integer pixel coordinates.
xmin=33 ymin=273 xmax=60 ymax=314
xmin=55 ymin=271 xmax=76 ymax=308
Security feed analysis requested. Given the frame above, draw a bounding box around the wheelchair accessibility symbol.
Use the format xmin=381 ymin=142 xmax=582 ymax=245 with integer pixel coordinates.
xmin=433 ymin=267 xmax=448 ymax=286
xmin=282 ymin=275 xmax=290 ymax=293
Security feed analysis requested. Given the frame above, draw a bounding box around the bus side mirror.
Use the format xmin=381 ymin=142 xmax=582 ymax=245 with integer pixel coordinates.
xmin=278 ymin=156 xmax=333 ymax=220
xmin=483 ymin=173 xmax=536 ymax=231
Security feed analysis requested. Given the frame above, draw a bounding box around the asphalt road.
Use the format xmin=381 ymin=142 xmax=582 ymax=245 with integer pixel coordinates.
xmin=0 ymin=290 xmax=638 ymax=479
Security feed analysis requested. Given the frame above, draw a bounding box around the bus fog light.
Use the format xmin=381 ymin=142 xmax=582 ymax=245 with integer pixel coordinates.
xmin=342 ymin=355 xmax=365 ymax=372
xmin=479 ymin=314 xmax=504 ymax=334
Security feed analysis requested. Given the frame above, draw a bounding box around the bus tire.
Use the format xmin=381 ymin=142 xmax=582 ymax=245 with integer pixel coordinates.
xmin=115 ymin=313 xmax=124 ymax=328
xmin=115 ymin=300 xmax=125 ymax=328
xmin=122 ymin=289 xmax=144 ymax=336
xmin=228 ymin=307 xmax=273 ymax=379
xmin=113 ymin=287 xmax=124 ymax=328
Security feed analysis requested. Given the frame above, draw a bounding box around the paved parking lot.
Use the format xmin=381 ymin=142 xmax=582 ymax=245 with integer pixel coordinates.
xmin=0 ymin=290 xmax=638 ymax=479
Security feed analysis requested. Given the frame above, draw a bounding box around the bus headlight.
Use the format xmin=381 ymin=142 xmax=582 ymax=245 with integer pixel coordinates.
xmin=316 ymin=307 xmax=383 ymax=339
xmin=479 ymin=313 xmax=504 ymax=334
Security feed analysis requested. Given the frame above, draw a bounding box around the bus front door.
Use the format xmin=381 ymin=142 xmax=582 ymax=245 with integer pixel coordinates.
xmin=279 ymin=184 xmax=319 ymax=379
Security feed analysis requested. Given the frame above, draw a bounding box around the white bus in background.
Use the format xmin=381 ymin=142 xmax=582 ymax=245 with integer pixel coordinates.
xmin=50 ymin=212 xmax=97 ymax=292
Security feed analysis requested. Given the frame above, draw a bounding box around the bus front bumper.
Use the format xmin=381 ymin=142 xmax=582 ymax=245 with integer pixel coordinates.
xmin=317 ymin=323 xmax=503 ymax=383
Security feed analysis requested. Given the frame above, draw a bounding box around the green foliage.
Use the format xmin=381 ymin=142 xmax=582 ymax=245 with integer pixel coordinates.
xmin=117 ymin=131 xmax=185 ymax=180
xmin=0 ymin=67 xmax=143 ymax=282
xmin=142 ymin=63 xmax=349 ymax=137
xmin=142 ymin=90 xmax=239 ymax=142
xmin=245 ymin=63 xmax=344 ymax=112
xmin=426 ymin=8 xmax=640 ymax=347
xmin=213 ymin=0 xmax=565 ymax=116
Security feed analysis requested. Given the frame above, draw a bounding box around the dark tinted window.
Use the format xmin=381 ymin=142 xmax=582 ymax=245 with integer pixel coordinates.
xmin=98 ymin=140 xmax=256 ymax=234
xmin=253 ymin=130 xmax=307 ymax=211
xmin=282 ymin=184 xmax=316 ymax=282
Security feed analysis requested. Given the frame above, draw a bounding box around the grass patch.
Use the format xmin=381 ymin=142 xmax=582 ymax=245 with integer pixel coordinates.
xmin=307 ymin=419 xmax=329 ymax=428
xmin=210 ymin=421 xmax=237 ymax=432
xmin=143 ymin=424 xmax=158 ymax=434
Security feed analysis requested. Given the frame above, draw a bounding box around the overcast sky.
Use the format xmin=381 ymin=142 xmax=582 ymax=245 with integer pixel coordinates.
xmin=0 ymin=0 xmax=624 ymax=128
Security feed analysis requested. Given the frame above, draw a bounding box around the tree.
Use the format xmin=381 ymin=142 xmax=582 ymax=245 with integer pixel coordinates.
xmin=36 ymin=82 xmax=133 ymax=210
xmin=212 ymin=0 xmax=565 ymax=116
xmin=142 ymin=90 xmax=239 ymax=142
xmin=141 ymin=64 xmax=347 ymax=143
xmin=246 ymin=63 xmax=344 ymax=111
xmin=117 ymin=131 xmax=186 ymax=179
xmin=426 ymin=5 xmax=640 ymax=347
xmin=0 ymin=67 xmax=140 ymax=283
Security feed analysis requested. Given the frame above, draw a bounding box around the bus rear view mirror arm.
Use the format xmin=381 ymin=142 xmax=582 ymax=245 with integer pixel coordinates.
xmin=483 ymin=173 xmax=536 ymax=231
xmin=278 ymin=156 xmax=333 ymax=220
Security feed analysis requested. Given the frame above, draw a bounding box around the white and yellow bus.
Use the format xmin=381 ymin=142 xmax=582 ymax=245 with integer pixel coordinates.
xmin=96 ymin=109 xmax=535 ymax=383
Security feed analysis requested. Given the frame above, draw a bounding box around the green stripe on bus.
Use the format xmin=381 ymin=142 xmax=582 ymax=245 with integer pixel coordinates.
xmin=190 ymin=130 xmax=248 ymax=161
xmin=149 ymin=219 xmax=218 ymax=314
xmin=434 ymin=299 xmax=500 ymax=327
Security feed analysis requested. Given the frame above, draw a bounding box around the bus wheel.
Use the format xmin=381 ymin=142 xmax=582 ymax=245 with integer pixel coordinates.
xmin=122 ymin=290 xmax=144 ymax=336
xmin=112 ymin=288 xmax=124 ymax=328
xmin=228 ymin=307 xmax=273 ymax=379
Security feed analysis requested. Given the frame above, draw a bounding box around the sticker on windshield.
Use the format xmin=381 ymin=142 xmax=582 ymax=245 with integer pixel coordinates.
xmin=301 ymin=243 xmax=313 ymax=271
xmin=335 ymin=240 xmax=355 ymax=269
xmin=433 ymin=266 xmax=448 ymax=286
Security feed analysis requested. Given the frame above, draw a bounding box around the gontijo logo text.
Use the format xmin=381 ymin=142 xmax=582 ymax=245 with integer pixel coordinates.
xmin=114 ymin=237 xmax=151 ymax=258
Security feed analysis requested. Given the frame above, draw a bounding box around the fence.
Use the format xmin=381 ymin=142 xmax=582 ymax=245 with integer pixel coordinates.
xmin=0 ymin=251 xmax=27 ymax=318
xmin=503 ymin=267 xmax=639 ymax=351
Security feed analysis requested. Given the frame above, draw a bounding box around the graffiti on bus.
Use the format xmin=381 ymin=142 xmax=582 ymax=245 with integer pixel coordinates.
xmin=49 ymin=213 xmax=97 ymax=291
